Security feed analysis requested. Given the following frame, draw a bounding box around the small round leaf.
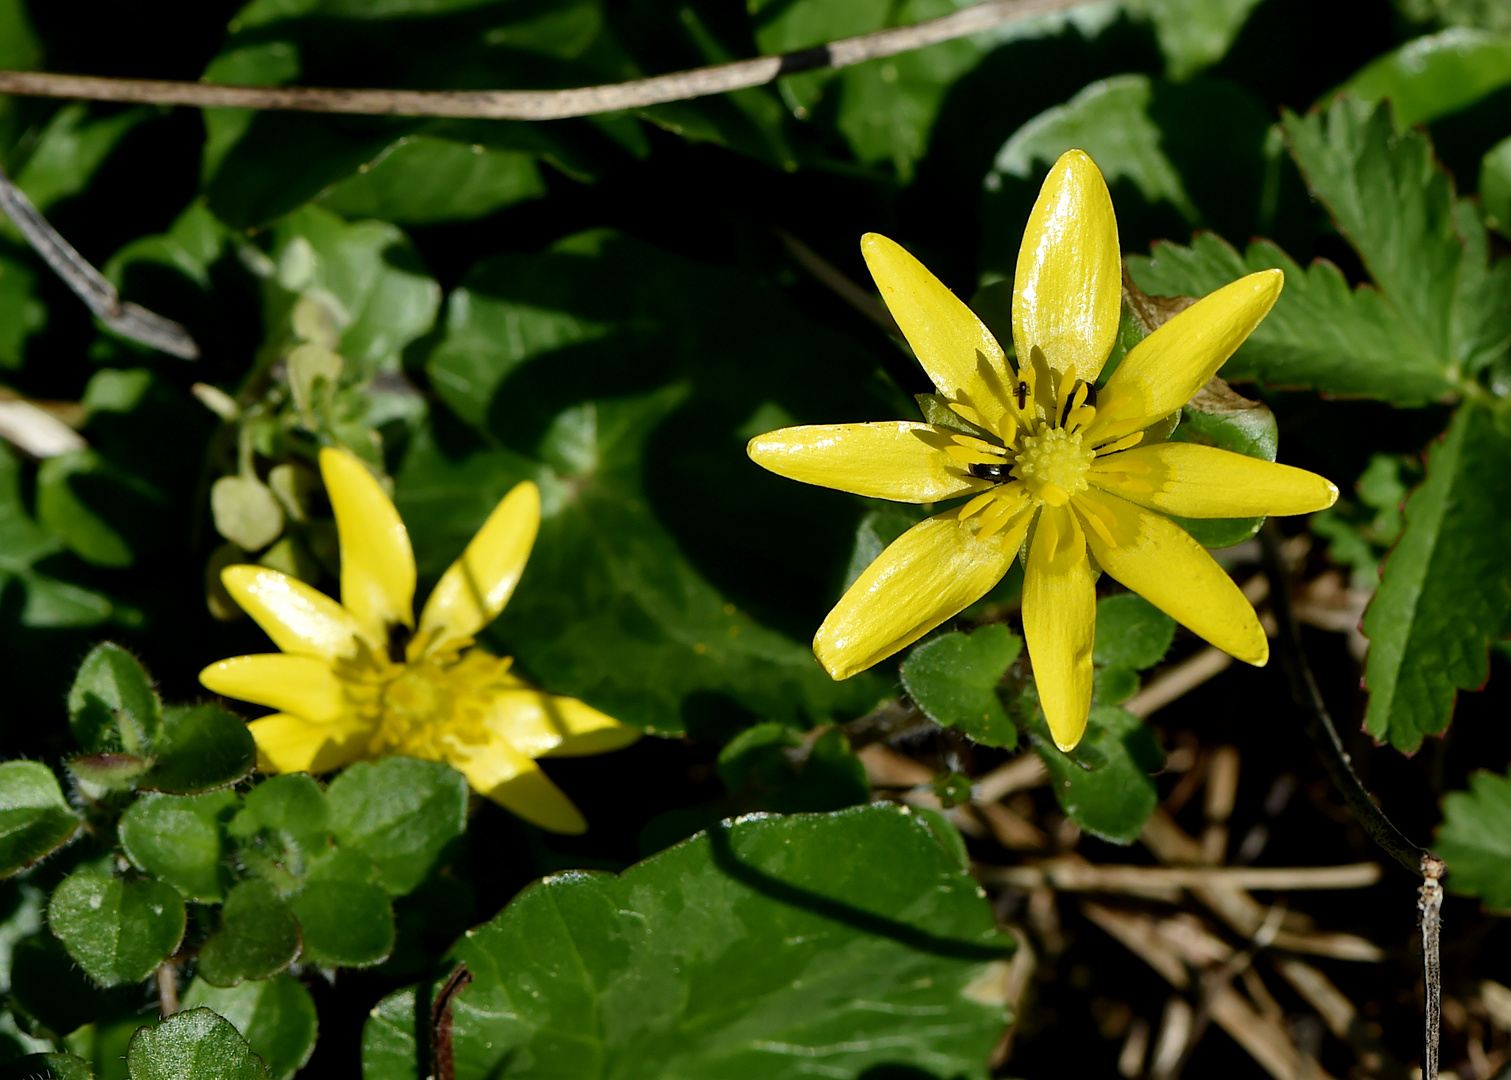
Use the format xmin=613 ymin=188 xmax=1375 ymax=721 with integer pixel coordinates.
xmin=182 ymin=975 xmax=317 ymax=1080
xmin=47 ymin=874 xmax=185 ymax=987
xmin=126 ymin=1008 xmax=266 ymax=1080
xmin=119 ymin=792 xmax=238 ymax=902
xmin=0 ymin=761 xmax=80 ymax=877
xmin=140 ymin=705 xmax=257 ymax=794
xmin=198 ymin=879 xmax=302 ymax=988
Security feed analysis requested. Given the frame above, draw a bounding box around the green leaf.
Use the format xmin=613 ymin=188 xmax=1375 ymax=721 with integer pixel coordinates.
xmin=1032 ymin=705 xmax=1162 ymax=844
xmin=363 ymin=804 xmax=1012 ymax=1080
xmin=324 ymin=757 xmax=467 ymax=896
xmin=1166 ymin=377 xmax=1279 ymax=548
xmin=126 ymin=1009 xmax=266 ymax=1080
xmin=984 ymin=74 xmax=1270 ymax=272
xmin=1436 ymin=767 xmax=1511 ymax=908
xmin=10 ymin=932 xmax=139 ymax=1039
xmin=716 ymin=724 xmax=870 ymax=813
xmin=9 ymin=104 xmax=150 ymax=216
xmin=0 ymin=761 xmax=80 ymax=877
xmin=198 ymin=879 xmax=303 ymax=988
xmin=401 ymin=230 xmax=892 ymax=735
xmin=229 ymin=774 xmax=330 ymax=883
xmin=264 ymin=207 xmax=441 ymax=379
xmin=181 ymin=976 xmax=317 ymax=1080
xmin=0 ymin=1054 xmax=94 ymax=1080
xmin=900 ymin=625 xmax=1022 ymax=747
xmin=1126 ymin=0 xmax=1265 ymax=79
xmin=0 ymin=252 xmax=45 ymax=369
xmin=139 ymin=705 xmax=257 ymax=795
xmin=47 ymin=875 xmax=186 ymax=987
xmin=317 ymin=136 xmax=546 ymax=224
xmin=0 ymin=445 xmax=113 ymax=628
xmin=1094 ymin=595 xmax=1177 ymax=672
xmin=1483 ymin=134 xmax=1511 ymax=236
xmin=67 ymin=642 xmax=161 ymax=756
xmin=37 ymin=449 xmax=169 ymax=570
xmin=118 ymin=792 xmax=238 ymax=903
xmin=288 ymin=877 xmax=394 ymax=968
xmin=1362 ymin=404 xmax=1511 ymax=750
xmin=1341 ymin=27 xmax=1511 ymax=128
xmin=1093 ymin=665 xmax=1141 ymax=705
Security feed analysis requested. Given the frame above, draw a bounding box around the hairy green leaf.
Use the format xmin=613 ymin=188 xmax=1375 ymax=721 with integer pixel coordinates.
xmin=198 ymin=879 xmax=302 ymax=988
xmin=1093 ymin=594 xmax=1176 ymax=672
xmin=48 ymin=875 xmax=185 ymax=987
xmin=140 ymin=705 xmax=257 ymax=795
xmin=324 ymin=757 xmax=467 ymax=896
xmin=182 ymin=976 xmax=317 ymax=1080
xmin=364 ymin=804 xmax=1012 ymax=1080
xmin=118 ymin=791 xmax=238 ymax=903
xmin=67 ymin=642 xmax=161 ymax=756
xmin=0 ymin=762 xmax=79 ymax=877
xmin=126 ymin=1009 xmax=266 ymax=1080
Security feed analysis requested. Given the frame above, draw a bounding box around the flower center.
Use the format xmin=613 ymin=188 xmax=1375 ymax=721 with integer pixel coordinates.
xmin=334 ymin=639 xmax=515 ymax=761
xmin=1012 ymin=427 xmax=1093 ymax=507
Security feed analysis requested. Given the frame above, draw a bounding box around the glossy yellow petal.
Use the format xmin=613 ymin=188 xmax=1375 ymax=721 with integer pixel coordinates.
xmin=248 ymin=713 xmax=372 ymax=775
xmin=418 ymin=481 xmax=540 ymax=650
xmin=1093 ymin=271 xmax=1283 ymax=441
xmin=482 ymin=687 xmax=640 ymax=760
xmin=319 ymin=447 xmax=415 ymax=646
xmin=1075 ymin=489 xmax=1267 ymax=664
xmin=1012 ymin=150 xmax=1121 ymax=382
xmin=1090 ymin=442 xmax=1339 ymax=518
xmin=814 ymin=499 xmax=1032 ymax=680
xmin=221 ymin=565 xmax=361 ymax=661
xmin=861 ymin=233 xmax=1015 ymax=435
xmin=747 ymin=422 xmax=994 ymax=503
xmin=447 ymin=736 xmax=587 ymax=834
xmin=199 ymin=654 xmax=345 ymax=722
xmin=1022 ymin=505 xmax=1095 ymax=751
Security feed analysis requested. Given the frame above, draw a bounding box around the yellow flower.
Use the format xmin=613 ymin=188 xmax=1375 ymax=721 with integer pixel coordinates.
xmin=748 ymin=150 xmax=1338 ymax=752
xmin=200 ymin=447 xmax=638 ymax=834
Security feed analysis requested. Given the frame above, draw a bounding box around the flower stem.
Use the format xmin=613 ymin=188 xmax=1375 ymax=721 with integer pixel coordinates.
xmin=1257 ymin=521 xmax=1426 ymax=878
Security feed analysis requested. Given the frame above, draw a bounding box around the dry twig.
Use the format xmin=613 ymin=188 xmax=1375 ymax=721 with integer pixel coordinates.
xmin=978 ymin=859 xmax=1383 ymax=895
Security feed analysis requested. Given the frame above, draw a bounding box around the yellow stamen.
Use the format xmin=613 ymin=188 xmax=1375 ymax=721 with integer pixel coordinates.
xmin=1094 ymin=431 xmax=1144 ymax=455
xmin=959 ymin=491 xmax=998 ymax=519
xmin=1040 ymin=482 xmax=1070 ymax=507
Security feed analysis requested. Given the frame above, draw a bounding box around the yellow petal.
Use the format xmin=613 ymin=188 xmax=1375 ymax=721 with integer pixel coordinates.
xmin=1022 ymin=505 xmax=1095 ymax=751
xmin=418 ymin=480 xmax=540 ymax=650
xmin=199 ymin=654 xmax=345 ymax=722
xmin=1091 ymin=443 xmax=1339 ymax=518
xmin=220 ymin=565 xmax=361 ymax=661
xmin=861 ymin=234 xmax=1016 ymax=435
xmin=319 ymin=447 xmax=416 ymax=646
xmin=1093 ymin=271 xmax=1283 ymax=441
xmin=1012 ymin=150 xmax=1121 ymax=382
xmin=1075 ymin=489 xmax=1267 ymax=665
xmin=447 ymin=736 xmax=587 ymax=834
xmin=814 ymin=499 xmax=1031 ymax=680
xmin=248 ymin=713 xmax=372 ymax=774
xmin=483 ymin=688 xmax=640 ymax=759
xmin=747 ymin=422 xmax=994 ymax=502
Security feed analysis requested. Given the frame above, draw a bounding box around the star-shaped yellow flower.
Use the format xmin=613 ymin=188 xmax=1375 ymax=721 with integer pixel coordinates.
xmin=200 ymin=447 xmax=638 ymax=834
xmin=748 ymin=150 xmax=1337 ymax=752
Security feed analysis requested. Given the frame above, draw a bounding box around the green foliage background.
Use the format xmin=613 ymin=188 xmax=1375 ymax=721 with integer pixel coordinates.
xmin=3 ymin=0 xmax=1511 ymax=1077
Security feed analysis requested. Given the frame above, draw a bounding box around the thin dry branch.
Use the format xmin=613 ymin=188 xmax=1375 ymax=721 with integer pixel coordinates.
xmin=0 ymin=0 xmax=1084 ymax=120
xmin=978 ymin=859 xmax=1383 ymax=894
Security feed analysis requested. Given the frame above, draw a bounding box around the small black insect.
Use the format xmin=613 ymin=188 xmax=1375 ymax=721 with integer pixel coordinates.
xmin=1015 ymin=381 xmax=1029 ymax=410
xmin=969 ymin=461 xmax=1011 ymax=482
xmin=387 ymin=622 xmax=412 ymax=664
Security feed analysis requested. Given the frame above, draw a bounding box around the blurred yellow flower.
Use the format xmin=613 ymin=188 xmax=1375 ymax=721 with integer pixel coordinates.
xmin=748 ymin=150 xmax=1337 ymax=752
xmin=201 ymin=447 xmax=637 ymax=834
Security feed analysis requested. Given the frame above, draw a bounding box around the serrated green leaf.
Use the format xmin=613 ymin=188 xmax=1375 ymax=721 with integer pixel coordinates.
xmin=182 ymin=976 xmax=317 ymax=1080
xmin=1126 ymin=234 xmax=1460 ymax=404
xmin=1436 ymin=767 xmax=1511 ymax=908
xmin=118 ymin=791 xmax=238 ymax=903
xmin=900 ymin=626 xmax=1022 ymax=747
xmin=139 ymin=705 xmax=257 ymax=795
xmin=1341 ymin=27 xmax=1511 ymax=128
xmin=47 ymin=875 xmax=185 ymax=987
xmin=126 ymin=1009 xmax=266 ymax=1080
xmin=1362 ymin=404 xmax=1511 ymax=751
xmin=67 ymin=643 xmax=161 ymax=755
xmin=1032 ymin=705 xmax=1162 ymax=844
xmin=324 ymin=757 xmax=466 ymax=897
xmin=363 ymin=804 xmax=1011 ymax=1080
xmin=400 ymin=230 xmax=891 ymax=735
xmin=0 ymin=761 xmax=80 ymax=877
xmin=198 ymin=879 xmax=303 ymax=988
